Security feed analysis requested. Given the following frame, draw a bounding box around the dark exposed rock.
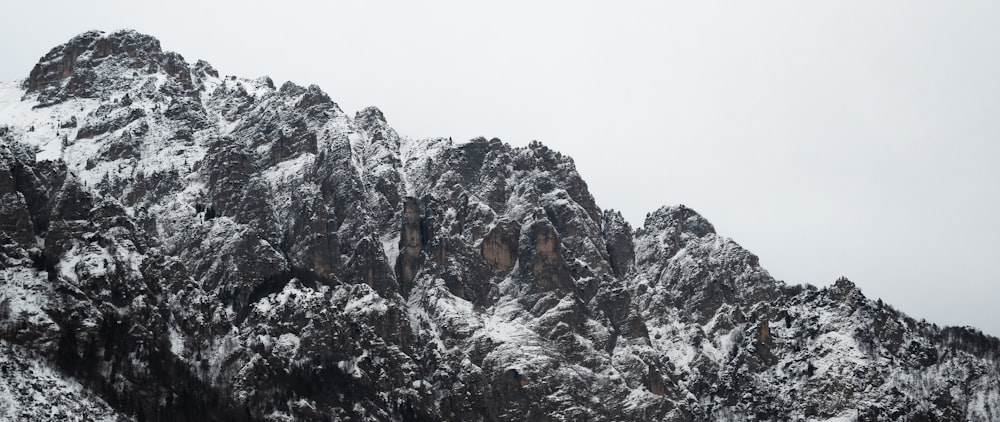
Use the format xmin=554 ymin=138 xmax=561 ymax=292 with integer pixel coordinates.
xmin=355 ymin=106 xmax=387 ymax=129
xmin=481 ymin=219 xmax=520 ymax=274
xmin=59 ymin=116 xmax=77 ymax=129
xmin=601 ymin=209 xmax=634 ymax=278
xmin=348 ymin=236 xmax=398 ymax=298
xmin=76 ymin=106 xmax=146 ymax=139
xmin=396 ymin=197 xmax=425 ymax=296
xmin=519 ymin=217 xmax=573 ymax=293
xmin=0 ymin=165 xmax=35 ymax=258
xmin=26 ymin=30 xmax=194 ymax=107
xmin=2 ymin=30 xmax=999 ymax=422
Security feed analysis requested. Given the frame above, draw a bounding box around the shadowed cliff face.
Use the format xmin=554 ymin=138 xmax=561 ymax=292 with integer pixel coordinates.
xmin=397 ymin=196 xmax=424 ymax=296
xmin=481 ymin=219 xmax=519 ymax=274
xmin=1 ymin=30 xmax=999 ymax=422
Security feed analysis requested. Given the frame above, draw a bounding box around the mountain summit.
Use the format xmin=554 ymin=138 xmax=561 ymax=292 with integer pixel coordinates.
xmin=1 ymin=30 xmax=998 ymax=421
xmin=25 ymin=29 xmax=192 ymax=107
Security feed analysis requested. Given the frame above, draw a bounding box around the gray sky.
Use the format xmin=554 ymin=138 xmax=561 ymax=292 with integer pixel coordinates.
xmin=3 ymin=1 xmax=999 ymax=336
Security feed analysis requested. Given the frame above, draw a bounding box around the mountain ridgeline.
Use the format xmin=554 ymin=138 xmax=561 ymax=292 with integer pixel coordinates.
xmin=0 ymin=30 xmax=998 ymax=421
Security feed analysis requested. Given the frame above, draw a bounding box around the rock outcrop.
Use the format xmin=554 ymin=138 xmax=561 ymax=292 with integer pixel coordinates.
xmin=0 ymin=30 xmax=998 ymax=421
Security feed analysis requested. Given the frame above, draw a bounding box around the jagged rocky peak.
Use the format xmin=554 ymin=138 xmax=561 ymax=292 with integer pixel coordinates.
xmin=354 ymin=106 xmax=398 ymax=146
xmin=601 ymin=209 xmax=635 ymax=278
xmin=192 ymin=59 xmax=219 ymax=78
xmin=641 ymin=204 xmax=716 ymax=239
xmin=825 ymin=275 xmax=865 ymax=303
xmin=355 ymin=105 xmax=387 ymax=126
xmin=25 ymin=29 xmax=194 ymax=106
xmin=297 ymin=83 xmax=335 ymax=108
xmin=2 ymin=29 xmax=1000 ymax=421
xmin=634 ymin=204 xmax=717 ymax=264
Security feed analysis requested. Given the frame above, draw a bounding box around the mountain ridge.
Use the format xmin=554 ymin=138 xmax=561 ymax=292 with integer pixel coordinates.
xmin=0 ymin=29 xmax=998 ymax=421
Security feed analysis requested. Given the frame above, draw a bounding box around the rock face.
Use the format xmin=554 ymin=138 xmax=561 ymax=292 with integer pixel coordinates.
xmin=1 ymin=30 xmax=999 ymax=421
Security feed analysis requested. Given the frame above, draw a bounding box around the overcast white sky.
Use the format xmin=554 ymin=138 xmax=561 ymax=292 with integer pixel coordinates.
xmin=2 ymin=1 xmax=999 ymax=336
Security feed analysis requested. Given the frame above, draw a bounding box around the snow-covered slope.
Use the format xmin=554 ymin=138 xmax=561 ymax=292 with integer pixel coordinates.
xmin=0 ymin=338 xmax=127 ymax=421
xmin=1 ymin=29 xmax=998 ymax=421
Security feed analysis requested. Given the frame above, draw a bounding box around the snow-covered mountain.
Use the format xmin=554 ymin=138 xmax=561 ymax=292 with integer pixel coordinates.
xmin=1 ymin=29 xmax=998 ymax=421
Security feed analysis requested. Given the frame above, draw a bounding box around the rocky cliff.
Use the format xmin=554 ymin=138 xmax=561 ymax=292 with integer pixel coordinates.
xmin=1 ymin=30 xmax=998 ymax=421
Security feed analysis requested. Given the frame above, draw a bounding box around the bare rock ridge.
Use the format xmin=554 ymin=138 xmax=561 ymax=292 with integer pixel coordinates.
xmin=0 ymin=29 xmax=998 ymax=421
xmin=26 ymin=30 xmax=194 ymax=107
